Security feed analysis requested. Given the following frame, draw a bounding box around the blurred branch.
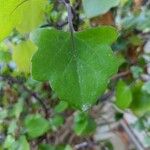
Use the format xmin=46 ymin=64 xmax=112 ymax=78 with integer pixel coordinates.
xmin=22 ymin=84 xmax=50 ymax=118
xmin=0 ymin=75 xmax=49 ymax=118
xmin=40 ymin=21 xmax=68 ymax=29
xmin=121 ymin=119 xmax=145 ymax=150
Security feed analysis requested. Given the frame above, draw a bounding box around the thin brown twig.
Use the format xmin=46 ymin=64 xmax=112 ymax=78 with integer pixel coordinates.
xmin=111 ymin=70 xmax=131 ymax=80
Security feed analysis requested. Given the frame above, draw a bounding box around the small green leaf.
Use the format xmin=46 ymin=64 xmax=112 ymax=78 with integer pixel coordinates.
xmin=54 ymin=101 xmax=68 ymax=113
xmin=0 ymin=51 xmax=11 ymax=63
xmin=4 ymin=135 xmax=15 ymax=149
xmin=134 ymin=119 xmax=145 ymax=131
xmin=0 ymin=42 xmax=9 ymax=51
xmin=56 ymin=145 xmax=72 ymax=150
xmin=13 ymin=40 xmax=37 ymax=73
xmin=31 ymin=26 xmax=121 ymax=110
xmin=12 ymin=98 xmax=24 ymax=118
xmin=24 ymin=114 xmax=50 ymax=139
xmin=129 ymin=35 xmax=142 ymax=46
xmin=39 ymin=144 xmax=56 ymax=150
xmin=0 ymin=109 xmax=8 ymax=121
xmin=115 ymin=80 xmax=132 ymax=110
xmin=73 ymin=111 xmax=96 ymax=136
xmin=103 ymin=141 xmax=114 ymax=150
xmin=83 ymin=0 xmax=120 ymax=18
xmin=130 ymin=82 xmax=150 ymax=116
xmin=8 ymin=120 xmax=17 ymax=136
xmin=17 ymin=136 xmax=30 ymax=150
xmin=142 ymin=81 xmax=150 ymax=94
xmin=130 ymin=66 xmax=143 ymax=79
xmin=49 ymin=115 xmax=64 ymax=131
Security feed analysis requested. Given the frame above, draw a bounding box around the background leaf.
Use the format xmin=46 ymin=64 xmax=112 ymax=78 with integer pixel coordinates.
xmin=49 ymin=115 xmax=64 ymax=131
xmin=130 ymin=82 xmax=150 ymax=116
xmin=0 ymin=0 xmax=20 ymax=41
xmin=0 ymin=51 xmax=11 ymax=63
xmin=54 ymin=101 xmax=68 ymax=113
xmin=16 ymin=0 xmax=48 ymax=33
xmin=83 ymin=0 xmax=120 ymax=18
xmin=13 ymin=40 xmax=37 ymax=73
xmin=39 ymin=144 xmax=56 ymax=150
xmin=24 ymin=114 xmax=50 ymax=139
xmin=4 ymin=135 xmax=15 ymax=149
xmin=16 ymin=136 xmax=30 ymax=150
xmin=73 ymin=111 xmax=96 ymax=136
xmin=115 ymin=80 xmax=132 ymax=110
xmin=0 ymin=0 xmax=48 ymax=41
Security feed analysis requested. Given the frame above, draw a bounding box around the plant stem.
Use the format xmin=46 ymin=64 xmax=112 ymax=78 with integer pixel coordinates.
xmin=60 ymin=0 xmax=75 ymax=51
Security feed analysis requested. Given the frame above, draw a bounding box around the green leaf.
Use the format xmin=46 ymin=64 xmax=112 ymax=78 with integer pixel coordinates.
xmin=130 ymin=82 xmax=150 ymax=116
xmin=12 ymin=98 xmax=24 ymax=118
xmin=73 ymin=111 xmax=96 ymax=136
xmin=49 ymin=115 xmax=64 ymax=131
xmin=0 ymin=51 xmax=11 ymax=63
xmin=0 ymin=109 xmax=8 ymax=121
xmin=31 ymin=26 xmax=121 ymax=110
xmin=103 ymin=141 xmax=114 ymax=150
xmin=8 ymin=120 xmax=17 ymax=136
xmin=129 ymin=35 xmax=142 ymax=46
xmin=142 ymin=81 xmax=150 ymax=94
xmin=13 ymin=40 xmax=37 ymax=73
xmin=120 ymin=0 xmax=129 ymax=6
xmin=39 ymin=144 xmax=72 ymax=150
xmin=54 ymin=101 xmax=68 ymax=113
xmin=39 ymin=144 xmax=56 ymax=150
xmin=16 ymin=0 xmax=48 ymax=33
xmin=7 ymin=136 xmax=30 ymax=150
xmin=24 ymin=114 xmax=50 ymax=139
xmin=4 ymin=135 xmax=15 ymax=149
xmin=64 ymin=145 xmax=72 ymax=150
xmin=0 ymin=42 xmax=9 ymax=51
xmin=0 ymin=0 xmax=19 ymax=41
xmin=115 ymin=80 xmax=132 ymax=110
xmin=56 ymin=145 xmax=72 ymax=150
xmin=83 ymin=0 xmax=120 ymax=18
xmin=17 ymin=136 xmax=30 ymax=150
xmin=134 ymin=118 xmax=146 ymax=131
xmin=130 ymin=66 xmax=143 ymax=79
xmin=0 ymin=0 xmax=48 ymax=41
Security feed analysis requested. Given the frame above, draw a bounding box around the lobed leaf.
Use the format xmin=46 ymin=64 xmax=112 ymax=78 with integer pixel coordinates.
xmin=31 ymin=26 xmax=121 ymax=110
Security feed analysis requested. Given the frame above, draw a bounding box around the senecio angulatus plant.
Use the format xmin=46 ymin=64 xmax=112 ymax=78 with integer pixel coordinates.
xmin=0 ymin=0 xmax=122 ymax=110
xmin=2 ymin=0 xmax=144 ymax=149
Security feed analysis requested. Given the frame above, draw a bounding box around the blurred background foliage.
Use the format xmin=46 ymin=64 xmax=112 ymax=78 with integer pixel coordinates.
xmin=1 ymin=0 xmax=150 ymax=150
